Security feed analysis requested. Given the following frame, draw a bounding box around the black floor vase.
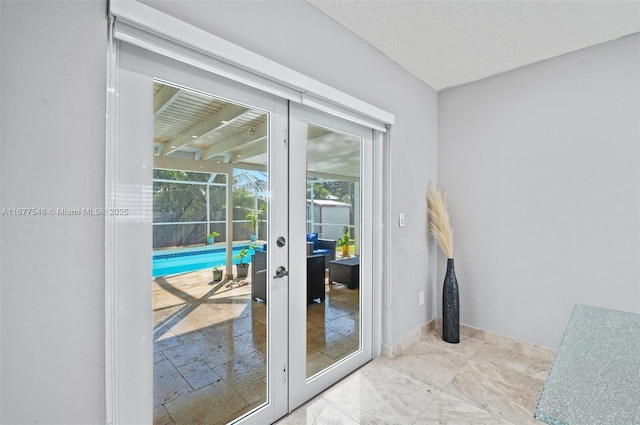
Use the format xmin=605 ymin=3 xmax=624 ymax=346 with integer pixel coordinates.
xmin=442 ymin=258 xmax=460 ymax=343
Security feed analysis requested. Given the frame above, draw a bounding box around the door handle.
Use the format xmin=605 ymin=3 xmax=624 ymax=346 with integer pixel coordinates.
xmin=273 ymin=266 xmax=288 ymax=279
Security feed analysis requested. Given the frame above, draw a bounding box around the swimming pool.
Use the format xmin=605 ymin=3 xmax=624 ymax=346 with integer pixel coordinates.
xmin=152 ymin=244 xmax=257 ymax=277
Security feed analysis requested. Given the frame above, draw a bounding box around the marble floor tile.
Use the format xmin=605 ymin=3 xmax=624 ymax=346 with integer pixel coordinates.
xmin=419 ymin=329 xmax=485 ymax=359
xmin=377 ymin=341 xmax=470 ymax=390
xmin=275 ymin=398 xmax=359 ymax=425
xmin=472 ymin=343 xmax=553 ymax=381
xmin=458 ymin=323 xmax=487 ymax=341
xmin=483 ymin=332 xmax=556 ymax=362
xmin=321 ymin=360 xmax=439 ymax=424
xmin=414 ymin=392 xmax=514 ymax=425
xmin=443 ymin=357 xmax=545 ymax=425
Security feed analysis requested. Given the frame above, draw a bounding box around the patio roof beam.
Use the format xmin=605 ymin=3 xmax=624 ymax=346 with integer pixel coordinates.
xmin=154 ymin=156 xmax=232 ymax=174
xmin=162 ymin=104 xmax=250 ymax=156
xmin=306 ymin=170 xmax=360 ymax=183
xmin=153 ymin=85 xmax=181 ymax=118
xmin=232 ymin=162 xmax=267 ymax=173
xmin=201 ymin=122 xmax=267 ymax=160
xmin=230 ymin=139 xmax=267 ymax=162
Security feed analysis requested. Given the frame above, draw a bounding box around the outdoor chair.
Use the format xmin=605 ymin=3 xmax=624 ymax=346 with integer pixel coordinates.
xmin=305 ymin=233 xmax=336 ymax=268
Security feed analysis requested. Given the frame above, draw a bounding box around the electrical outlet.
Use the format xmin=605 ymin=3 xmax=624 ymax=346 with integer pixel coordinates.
xmin=399 ymin=212 xmax=405 ymax=227
xmin=419 ymin=291 xmax=425 ymax=305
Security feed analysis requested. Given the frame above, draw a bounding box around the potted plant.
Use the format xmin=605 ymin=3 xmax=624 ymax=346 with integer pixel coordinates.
xmin=338 ymin=225 xmax=351 ymax=257
xmin=234 ymin=248 xmax=250 ymax=278
xmin=233 ymin=242 xmax=257 ymax=278
xmin=206 ymin=231 xmax=220 ymax=245
xmin=245 ymin=209 xmax=263 ymax=241
xmin=212 ymin=265 xmax=223 ymax=282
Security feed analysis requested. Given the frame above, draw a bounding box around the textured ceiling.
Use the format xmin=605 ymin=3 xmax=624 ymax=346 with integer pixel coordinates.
xmin=309 ymin=1 xmax=640 ymax=91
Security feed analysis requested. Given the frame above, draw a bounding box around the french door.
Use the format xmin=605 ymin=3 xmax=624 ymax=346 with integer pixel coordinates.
xmin=111 ymin=43 xmax=373 ymax=424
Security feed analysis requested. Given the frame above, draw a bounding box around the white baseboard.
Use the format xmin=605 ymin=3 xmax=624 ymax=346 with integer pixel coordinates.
xmin=380 ymin=319 xmax=555 ymax=361
xmin=381 ymin=319 xmax=437 ymax=359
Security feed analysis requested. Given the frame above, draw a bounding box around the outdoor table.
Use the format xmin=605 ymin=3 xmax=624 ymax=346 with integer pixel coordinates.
xmin=328 ymin=256 xmax=359 ymax=289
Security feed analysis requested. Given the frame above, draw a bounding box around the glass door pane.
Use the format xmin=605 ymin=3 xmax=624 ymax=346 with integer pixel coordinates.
xmin=289 ymin=104 xmax=373 ymax=410
xmin=146 ymin=74 xmax=287 ymax=425
xmin=305 ymin=124 xmax=362 ymax=378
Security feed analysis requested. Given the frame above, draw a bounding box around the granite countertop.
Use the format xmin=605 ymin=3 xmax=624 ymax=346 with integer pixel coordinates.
xmin=534 ymin=304 xmax=640 ymax=425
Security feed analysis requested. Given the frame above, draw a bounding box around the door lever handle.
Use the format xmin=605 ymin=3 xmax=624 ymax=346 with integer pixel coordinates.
xmin=273 ymin=266 xmax=288 ymax=279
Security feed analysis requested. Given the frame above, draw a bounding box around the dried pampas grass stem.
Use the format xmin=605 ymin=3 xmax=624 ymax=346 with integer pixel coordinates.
xmin=427 ymin=185 xmax=454 ymax=258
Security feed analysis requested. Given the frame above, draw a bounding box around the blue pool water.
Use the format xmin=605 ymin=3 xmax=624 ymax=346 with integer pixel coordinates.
xmin=153 ymin=244 xmax=256 ymax=277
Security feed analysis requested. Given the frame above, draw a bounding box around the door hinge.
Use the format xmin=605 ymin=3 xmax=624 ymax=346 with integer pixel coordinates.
xmin=283 ymin=129 xmax=288 ymax=148
xmin=283 ymin=363 xmax=287 ymax=384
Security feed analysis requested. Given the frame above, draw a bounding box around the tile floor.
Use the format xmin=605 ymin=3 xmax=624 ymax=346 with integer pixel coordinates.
xmin=153 ymin=267 xmax=554 ymax=425
xmin=152 ymin=265 xmax=360 ymax=425
xmin=276 ymin=325 xmax=555 ymax=425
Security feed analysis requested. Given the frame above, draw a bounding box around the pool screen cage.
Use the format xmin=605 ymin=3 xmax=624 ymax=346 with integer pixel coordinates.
xmin=152 ymin=168 xmax=267 ymax=249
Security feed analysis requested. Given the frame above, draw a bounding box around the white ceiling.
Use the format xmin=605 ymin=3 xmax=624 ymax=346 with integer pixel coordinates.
xmin=309 ymin=1 xmax=640 ymax=91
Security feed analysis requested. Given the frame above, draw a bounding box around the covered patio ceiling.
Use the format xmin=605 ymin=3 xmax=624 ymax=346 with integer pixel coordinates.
xmin=153 ymin=81 xmax=362 ymax=181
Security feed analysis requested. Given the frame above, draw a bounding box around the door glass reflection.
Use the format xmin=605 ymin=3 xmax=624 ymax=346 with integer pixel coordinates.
xmin=151 ymin=81 xmax=269 ymax=423
xmin=305 ymin=124 xmax=362 ymax=378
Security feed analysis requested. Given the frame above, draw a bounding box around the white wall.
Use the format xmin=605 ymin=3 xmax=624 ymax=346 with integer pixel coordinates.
xmin=0 ymin=0 xmax=437 ymax=422
xmin=141 ymin=1 xmax=439 ymax=351
xmin=0 ymin=1 xmax=108 ymax=423
xmin=438 ymin=34 xmax=640 ymax=348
